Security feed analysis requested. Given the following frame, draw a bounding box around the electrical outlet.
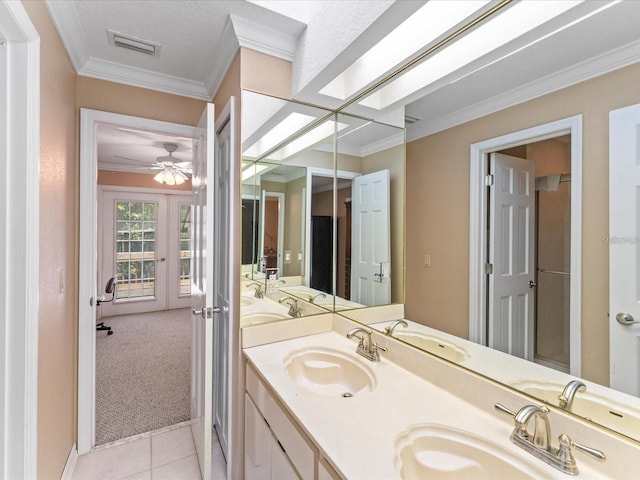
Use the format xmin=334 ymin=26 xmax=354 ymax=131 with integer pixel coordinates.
xmin=424 ymin=254 xmax=431 ymax=268
xmin=284 ymin=250 xmax=291 ymax=264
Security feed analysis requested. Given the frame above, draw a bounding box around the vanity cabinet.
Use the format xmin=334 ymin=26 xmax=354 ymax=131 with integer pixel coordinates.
xmin=245 ymin=365 xmax=318 ymax=479
xmin=245 ymin=394 xmax=297 ymax=480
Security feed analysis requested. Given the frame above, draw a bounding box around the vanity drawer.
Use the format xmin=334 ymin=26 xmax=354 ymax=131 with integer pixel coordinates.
xmin=246 ymin=365 xmax=315 ymax=480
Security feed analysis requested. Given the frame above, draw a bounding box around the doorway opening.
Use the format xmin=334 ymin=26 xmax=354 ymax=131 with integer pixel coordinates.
xmin=491 ymin=136 xmax=572 ymax=372
xmin=469 ymin=115 xmax=582 ymax=377
xmin=78 ymin=109 xmax=198 ymax=453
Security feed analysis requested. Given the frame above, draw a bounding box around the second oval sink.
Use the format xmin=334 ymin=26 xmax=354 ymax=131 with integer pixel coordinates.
xmin=394 ymin=332 xmax=469 ymax=363
xmin=395 ymin=424 xmax=552 ymax=479
xmin=284 ymin=347 xmax=376 ymax=396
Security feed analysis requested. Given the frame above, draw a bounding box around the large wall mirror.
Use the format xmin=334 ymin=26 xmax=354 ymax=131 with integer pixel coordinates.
xmin=241 ymin=90 xmax=405 ymax=315
xmin=240 ymin=0 xmax=640 ymax=443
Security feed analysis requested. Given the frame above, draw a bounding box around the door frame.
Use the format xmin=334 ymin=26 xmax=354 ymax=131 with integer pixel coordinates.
xmin=0 ymin=2 xmax=39 ymax=477
xmin=468 ymin=115 xmax=583 ymax=376
xmin=259 ymin=191 xmax=285 ymax=273
xmin=304 ymin=167 xmax=360 ymax=287
xmin=78 ymin=109 xmax=197 ymax=454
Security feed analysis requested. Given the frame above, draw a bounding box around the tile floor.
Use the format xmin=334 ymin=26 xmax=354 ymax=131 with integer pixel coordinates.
xmin=72 ymin=423 xmax=227 ymax=480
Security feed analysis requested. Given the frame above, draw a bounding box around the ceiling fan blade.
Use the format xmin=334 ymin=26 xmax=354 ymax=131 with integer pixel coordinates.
xmin=113 ymin=155 xmax=152 ymax=165
xmin=174 ymin=161 xmax=192 ymax=169
xmin=99 ymin=162 xmax=159 ymax=171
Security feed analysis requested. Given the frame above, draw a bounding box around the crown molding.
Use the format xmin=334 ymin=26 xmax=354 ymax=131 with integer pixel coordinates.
xmin=407 ymin=38 xmax=640 ymax=142
xmin=360 ymin=131 xmax=405 ymax=157
xmin=80 ymin=57 xmax=211 ymax=100
xmin=230 ymin=14 xmax=301 ymax=62
xmin=204 ymin=15 xmax=241 ymax=99
xmin=45 ymin=0 xmax=89 ymax=72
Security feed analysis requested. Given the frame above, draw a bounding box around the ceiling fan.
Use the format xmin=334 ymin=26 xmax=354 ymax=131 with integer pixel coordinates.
xmin=150 ymin=143 xmax=192 ymax=185
xmin=108 ymin=142 xmax=193 ymax=185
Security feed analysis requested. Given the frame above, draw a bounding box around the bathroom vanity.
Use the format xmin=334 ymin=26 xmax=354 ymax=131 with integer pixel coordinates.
xmin=241 ymin=310 xmax=638 ymax=479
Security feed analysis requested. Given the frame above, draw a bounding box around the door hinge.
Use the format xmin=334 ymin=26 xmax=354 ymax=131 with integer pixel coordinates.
xmin=485 ymin=174 xmax=494 ymax=187
xmin=485 ymin=262 xmax=493 ymax=275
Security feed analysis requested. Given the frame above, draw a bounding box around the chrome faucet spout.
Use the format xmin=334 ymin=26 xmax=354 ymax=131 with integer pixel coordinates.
xmin=558 ymin=380 xmax=586 ymax=410
xmin=310 ymin=292 xmax=327 ymax=304
xmin=245 ymin=281 xmax=264 ymax=299
xmin=279 ymin=296 xmax=303 ymax=317
xmin=385 ymin=319 xmax=408 ymax=336
xmin=346 ymin=327 xmax=386 ymax=362
xmin=513 ymin=404 xmax=551 ymax=450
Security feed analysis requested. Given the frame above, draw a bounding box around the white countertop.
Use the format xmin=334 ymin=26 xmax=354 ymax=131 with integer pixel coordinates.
xmin=243 ymin=330 xmax=588 ymax=479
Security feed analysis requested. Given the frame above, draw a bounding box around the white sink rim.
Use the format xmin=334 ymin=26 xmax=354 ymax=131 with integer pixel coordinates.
xmin=394 ymin=423 xmax=551 ymax=479
xmin=394 ymin=331 xmax=470 ymax=363
xmin=284 ymin=347 xmax=377 ymax=396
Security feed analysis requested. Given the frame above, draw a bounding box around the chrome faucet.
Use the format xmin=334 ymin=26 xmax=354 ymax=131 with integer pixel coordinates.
xmin=245 ymin=281 xmax=264 ymax=299
xmin=385 ymin=319 xmax=408 ymax=336
xmin=495 ymin=402 xmax=606 ymax=474
xmin=309 ymin=292 xmax=327 ymax=304
xmin=347 ymin=327 xmax=387 ymax=362
xmin=558 ymin=380 xmax=586 ymax=411
xmin=279 ymin=296 xmax=303 ymax=317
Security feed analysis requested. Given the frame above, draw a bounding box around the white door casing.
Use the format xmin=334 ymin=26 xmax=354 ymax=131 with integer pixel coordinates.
xmin=468 ymin=115 xmax=583 ymax=377
xmin=191 ymin=103 xmax=216 ymax=479
xmin=488 ymin=153 xmax=536 ymax=360
xmin=78 ymin=110 xmax=197 ymax=454
xmin=609 ymin=103 xmax=640 ymax=396
xmin=351 ymin=169 xmax=391 ymax=306
xmin=0 ymin=2 xmax=39 ymax=477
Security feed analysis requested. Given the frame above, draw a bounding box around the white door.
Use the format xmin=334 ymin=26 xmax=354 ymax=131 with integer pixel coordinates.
xmin=351 ymin=169 xmax=391 ymax=305
xmin=488 ymin=153 xmax=535 ymax=360
xmin=213 ymin=113 xmax=232 ymax=457
xmin=609 ymin=103 xmax=640 ymax=396
xmin=190 ymin=103 xmax=216 ymax=479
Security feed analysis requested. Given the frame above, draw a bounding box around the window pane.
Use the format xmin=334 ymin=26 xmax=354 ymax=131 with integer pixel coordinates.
xmin=179 ymin=204 xmax=192 ymax=295
xmin=114 ymin=200 xmax=157 ymax=301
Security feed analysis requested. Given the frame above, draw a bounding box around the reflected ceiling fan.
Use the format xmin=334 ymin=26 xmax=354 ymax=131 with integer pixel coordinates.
xmin=112 ymin=142 xmax=193 ymax=185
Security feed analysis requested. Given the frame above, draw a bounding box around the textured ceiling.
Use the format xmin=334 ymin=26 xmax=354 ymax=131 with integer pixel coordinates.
xmin=47 ymin=1 xmax=640 ymax=171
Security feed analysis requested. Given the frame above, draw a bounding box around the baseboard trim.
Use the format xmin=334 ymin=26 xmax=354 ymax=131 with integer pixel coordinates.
xmin=60 ymin=443 xmax=78 ymax=480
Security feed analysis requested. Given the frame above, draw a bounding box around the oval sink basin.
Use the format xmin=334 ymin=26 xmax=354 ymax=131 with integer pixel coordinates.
xmin=394 ymin=332 xmax=469 ymax=363
xmin=284 ymin=347 xmax=376 ymax=396
xmin=241 ymin=312 xmax=288 ymax=327
xmin=510 ymin=380 xmax=640 ymax=439
xmin=395 ymin=424 xmax=551 ymax=479
xmin=241 ymin=296 xmax=255 ymax=307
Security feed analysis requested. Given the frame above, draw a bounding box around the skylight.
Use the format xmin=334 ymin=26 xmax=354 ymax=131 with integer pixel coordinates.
xmin=266 ymin=120 xmax=349 ymax=162
xmin=358 ymin=0 xmax=584 ymax=110
xmin=243 ymin=112 xmax=317 ymax=159
xmin=319 ymin=0 xmax=491 ymax=100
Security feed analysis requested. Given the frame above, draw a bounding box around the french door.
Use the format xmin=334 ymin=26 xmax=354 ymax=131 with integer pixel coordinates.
xmin=99 ymin=189 xmax=192 ymax=315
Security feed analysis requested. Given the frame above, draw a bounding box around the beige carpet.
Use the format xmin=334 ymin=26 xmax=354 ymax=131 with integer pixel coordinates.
xmin=96 ymin=308 xmax=191 ymax=445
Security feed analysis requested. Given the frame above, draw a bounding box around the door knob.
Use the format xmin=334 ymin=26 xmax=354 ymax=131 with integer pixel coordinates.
xmin=529 ymin=280 xmax=537 ymax=288
xmin=616 ymin=312 xmax=640 ymax=325
xmin=192 ymin=307 xmax=222 ymax=318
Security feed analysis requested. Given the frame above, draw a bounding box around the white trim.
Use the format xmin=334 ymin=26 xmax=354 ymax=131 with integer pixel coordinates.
xmin=469 ymin=115 xmax=582 ymax=377
xmin=359 ymin=131 xmax=405 ymax=157
xmin=0 ymin=2 xmax=39 ymax=478
xmin=79 ymin=57 xmax=211 ymax=100
xmin=230 ymin=14 xmax=302 ymax=63
xmin=259 ymin=191 xmax=286 ymax=274
xmin=408 ymin=39 xmax=640 ymax=142
xmin=304 ymin=168 xmax=360 ymax=287
xmin=60 ymin=443 xmax=78 ymax=480
xmin=78 ymin=109 xmax=197 ymax=454
xmin=43 ymin=0 xmax=87 ymax=72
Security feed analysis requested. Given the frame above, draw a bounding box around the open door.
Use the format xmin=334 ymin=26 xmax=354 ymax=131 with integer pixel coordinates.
xmin=609 ymin=103 xmax=640 ymax=396
xmin=351 ymin=169 xmax=391 ymax=305
xmin=488 ymin=153 xmax=535 ymax=360
xmin=191 ymin=103 xmax=215 ymax=479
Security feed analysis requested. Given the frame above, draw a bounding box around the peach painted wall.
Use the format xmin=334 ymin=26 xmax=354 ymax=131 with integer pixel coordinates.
xmin=98 ymin=170 xmax=192 ymax=191
xmin=22 ymin=1 xmax=78 ymax=478
xmin=405 ymin=61 xmax=640 ymax=386
xmin=77 ymin=77 xmax=206 ymax=126
xmin=240 ymin=48 xmax=292 ymax=99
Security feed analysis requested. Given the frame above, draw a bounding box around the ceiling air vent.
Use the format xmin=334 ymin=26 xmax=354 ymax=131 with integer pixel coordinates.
xmin=107 ymin=29 xmax=161 ymax=57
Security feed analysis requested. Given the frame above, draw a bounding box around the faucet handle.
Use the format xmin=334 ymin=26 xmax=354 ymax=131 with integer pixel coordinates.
xmin=495 ymin=403 xmax=516 ymax=418
xmin=558 ymin=434 xmax=606 ymax=463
